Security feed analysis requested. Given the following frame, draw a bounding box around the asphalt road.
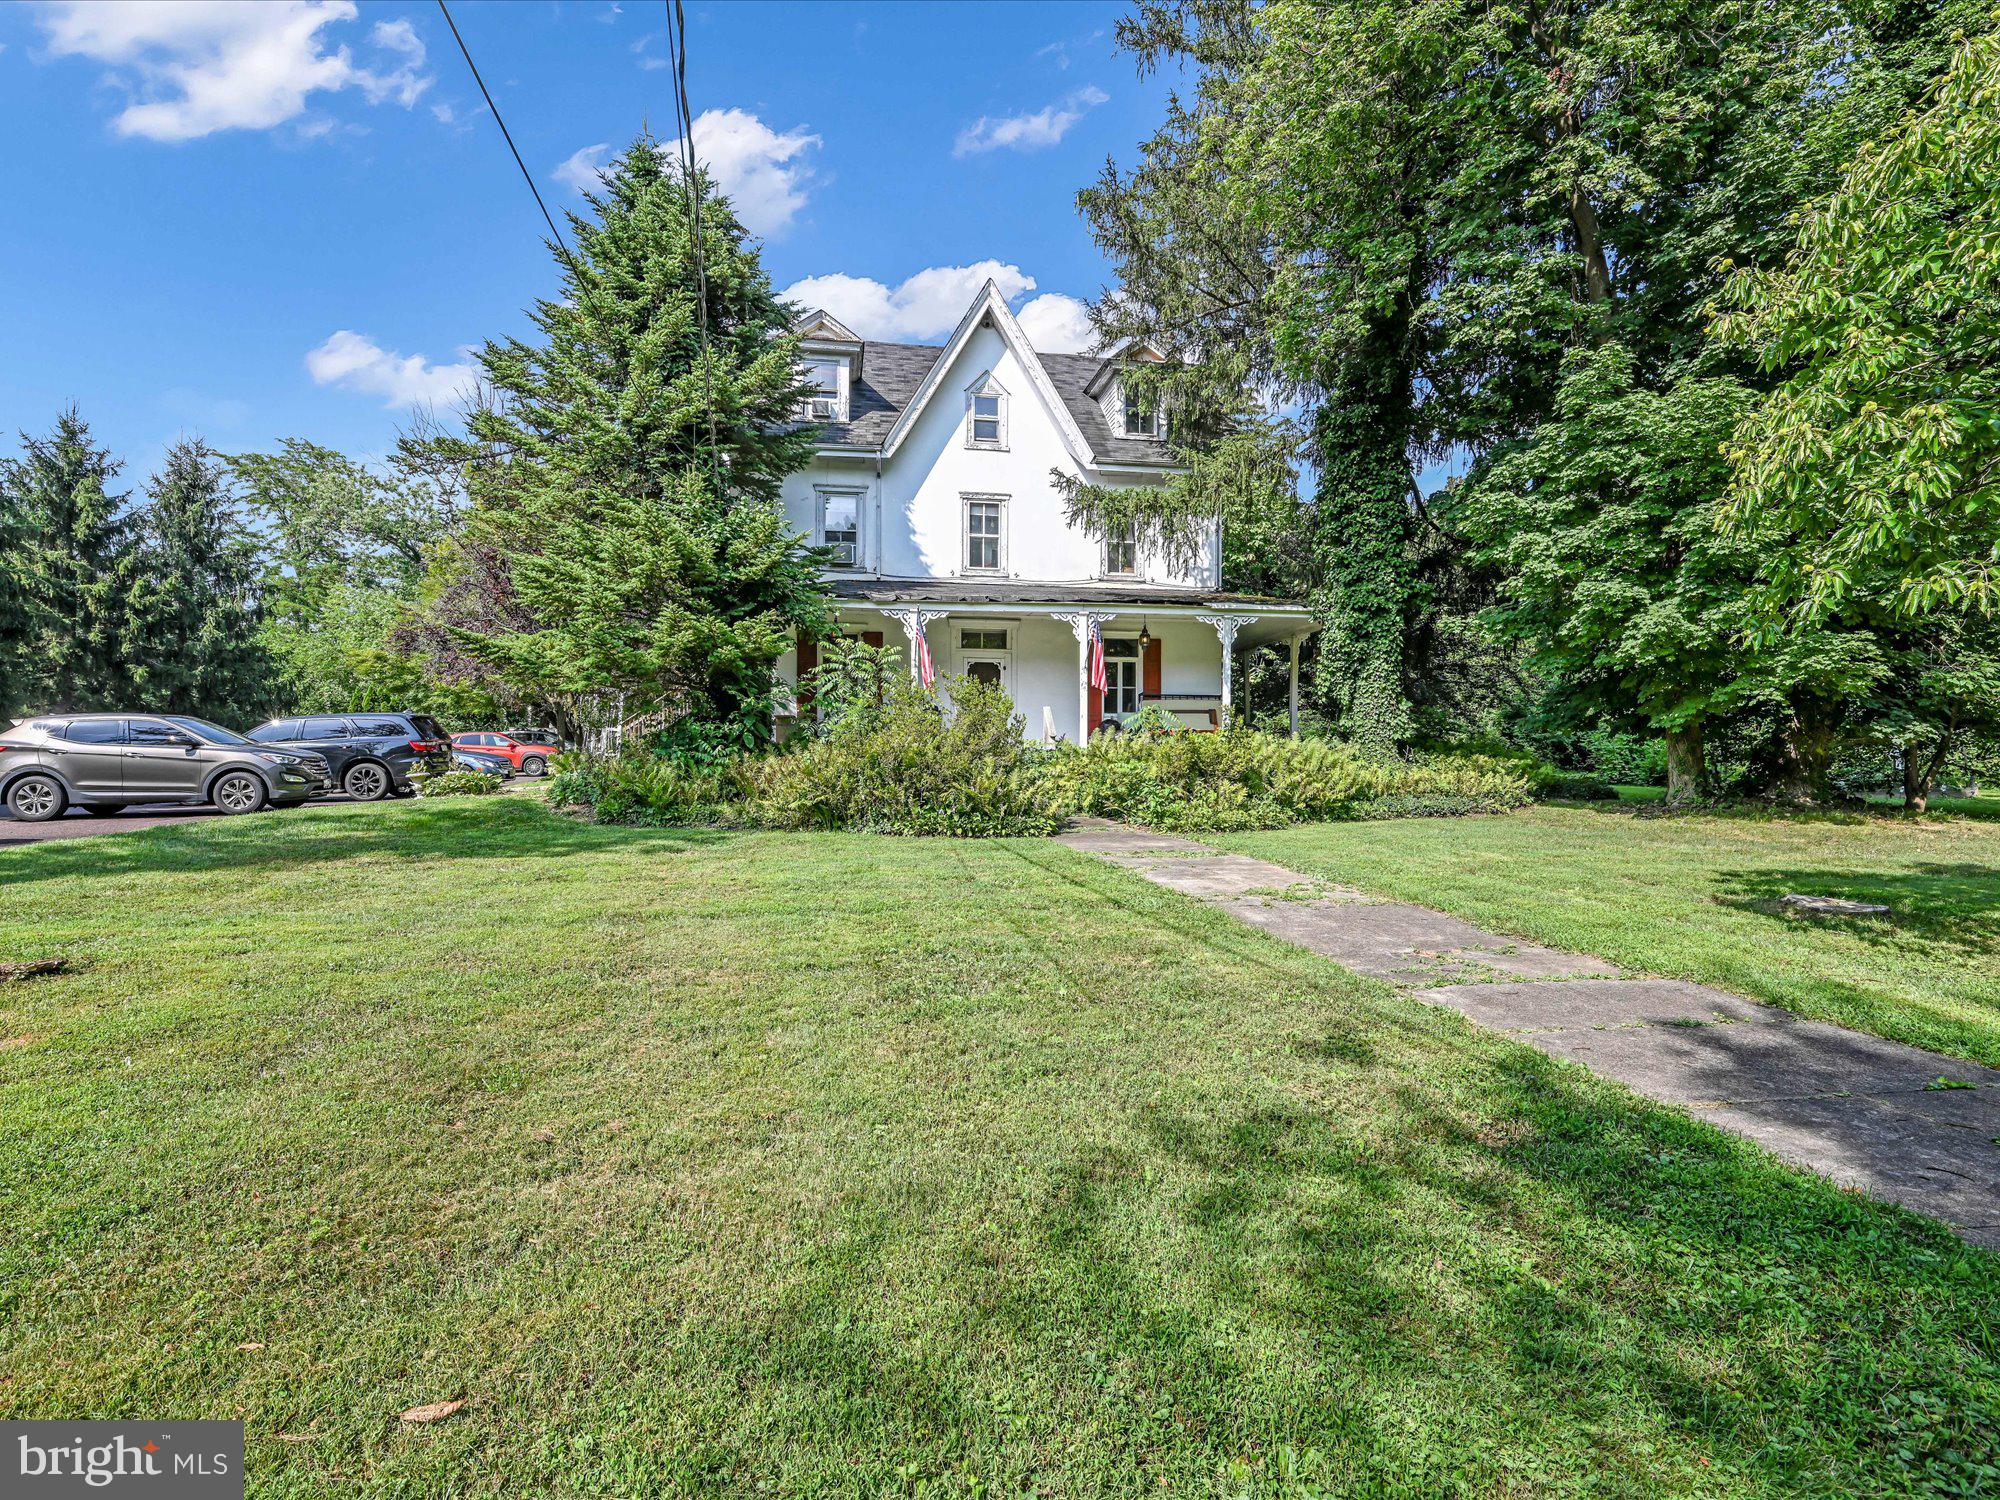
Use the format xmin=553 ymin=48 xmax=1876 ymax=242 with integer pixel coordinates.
xmin=0 ymin=798 xmax=348 ymax=846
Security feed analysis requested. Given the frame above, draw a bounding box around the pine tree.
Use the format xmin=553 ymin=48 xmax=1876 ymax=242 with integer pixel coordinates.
xmin=1 ymin=409 xmax=139 ymax=713
xmin=444 ymin=138 xmax=828 ymax=743
xmin=0 ymin=471 xmax=27 ymax=718
xmin=128 ymin=438 xmax=270 ymax=723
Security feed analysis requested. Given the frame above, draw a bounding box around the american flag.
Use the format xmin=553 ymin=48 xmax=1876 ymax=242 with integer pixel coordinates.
xmin=1088 ymin=621 xmax=1108 ymax=695
xmin=915 ymin=626 xmax=935 ymax=688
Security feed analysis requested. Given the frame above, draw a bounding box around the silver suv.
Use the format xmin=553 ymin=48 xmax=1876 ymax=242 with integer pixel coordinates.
xmin=0 ymin=714 xmax=331 ymax=822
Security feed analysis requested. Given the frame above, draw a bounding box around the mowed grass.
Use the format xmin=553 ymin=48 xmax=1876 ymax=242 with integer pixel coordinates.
xmin=1 ymin=799 xmax=1996 ymax=1497
xmin=1221 ymin=803 xmax=2000 ymax=1069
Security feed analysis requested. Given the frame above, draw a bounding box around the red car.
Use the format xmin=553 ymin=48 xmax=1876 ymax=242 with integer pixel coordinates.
xmin=451 ymin=731 xmax=559 ymax=777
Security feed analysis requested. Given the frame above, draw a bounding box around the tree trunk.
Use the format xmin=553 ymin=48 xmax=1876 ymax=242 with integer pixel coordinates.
xmin=1664 ymin=724 xmax=1706 ymax=806
xmin=1902 ymin=745 xmax=1930 ymax=812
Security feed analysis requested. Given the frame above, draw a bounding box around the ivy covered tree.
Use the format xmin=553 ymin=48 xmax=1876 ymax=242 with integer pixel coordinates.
xmin=437 ymin=138 xmax=828 ymax=746
xmin=0 ymin=409 xmax=139 ymax=714
xmin=126 ymin=439 xmax=271 ymax=723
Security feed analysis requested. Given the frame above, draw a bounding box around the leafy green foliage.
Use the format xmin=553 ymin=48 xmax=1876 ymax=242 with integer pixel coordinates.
xmin=546 ymin=753 xmax=726 ymax=825
xmin=440 ymin=138 xmax=828 ymax=743
xmin=1719 ymin=22 xmax=2000 ymax=623
xmin=419 ymin=770 xmax=502 ymax=798
xmin=125 ymin=439 xmax=271 ymax=724
xmin=742 ymin=677 xmax=1059 ymax=837
xmin=793 ymin=636 xmax=904 ymax=740
xmin=1026 ymin=730 xmax=1530 ymax=833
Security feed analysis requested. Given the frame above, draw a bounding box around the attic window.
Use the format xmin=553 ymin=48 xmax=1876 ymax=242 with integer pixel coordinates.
xmin=966 ymin=376 xmax=1008 ymax=450
xmin=1122 ymin=387 xmax=1162 ymax=439
xmin=801 ymin=359 xmax=845 ymax=423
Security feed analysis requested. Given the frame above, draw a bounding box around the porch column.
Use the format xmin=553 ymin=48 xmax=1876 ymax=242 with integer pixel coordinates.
xmin=1052 ymin=610 xmax=1114 ymax=742
xmin=1288 ymin=633 xmax=1302 ymax=738
xmin=884 ymin=607 xmax=949 ymax=684
xmin=1195 ymin=614 xmax=1246 ymax=731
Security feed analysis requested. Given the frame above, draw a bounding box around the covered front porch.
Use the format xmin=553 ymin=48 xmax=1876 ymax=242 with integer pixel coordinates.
xmin=784 ymin=579 xmax=1318 ymax=743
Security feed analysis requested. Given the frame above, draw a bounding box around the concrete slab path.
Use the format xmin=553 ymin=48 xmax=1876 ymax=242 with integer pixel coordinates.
xmin=1056 ymin=817 xmax=2000 ymax=1248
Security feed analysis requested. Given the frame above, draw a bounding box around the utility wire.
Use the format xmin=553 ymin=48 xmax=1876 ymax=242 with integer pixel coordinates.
xmin=663 ymin=0 xmax=723 ymax=489
xmin=435 ymin=0 xmax=588 ymax=289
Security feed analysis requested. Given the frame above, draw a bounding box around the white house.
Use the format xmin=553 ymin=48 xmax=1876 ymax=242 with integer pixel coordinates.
xmin=777 ymin=280 xmax=1315 ymax=742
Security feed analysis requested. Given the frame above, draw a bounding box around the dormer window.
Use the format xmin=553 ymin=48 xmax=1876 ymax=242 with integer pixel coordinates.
xmin=800 ymin=358 xmax=846 ymax=423
xmin=1121 ymin=386 xmax=1163 ymax=439
xmin=966 ymin=375 xmax=1008 ymax=450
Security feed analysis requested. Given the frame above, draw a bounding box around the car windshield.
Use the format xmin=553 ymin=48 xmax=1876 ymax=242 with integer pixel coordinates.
xmin=164 ymin=715 xmax=253 ymax=745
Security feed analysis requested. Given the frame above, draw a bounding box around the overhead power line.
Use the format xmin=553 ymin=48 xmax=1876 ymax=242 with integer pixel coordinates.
xmin=663 ymin=0 xmax=723 ymax=486
xmin=435 ymin=0 xmax=588 ymax=288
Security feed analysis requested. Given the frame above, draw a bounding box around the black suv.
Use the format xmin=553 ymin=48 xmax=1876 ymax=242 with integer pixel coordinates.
xmin=245 ymin=712 xmax=451 ymax=801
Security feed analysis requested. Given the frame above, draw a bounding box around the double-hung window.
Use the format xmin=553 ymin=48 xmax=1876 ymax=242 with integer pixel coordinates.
xmin=800 ymin=359 xmax=844 ymax=422
xmin=966 ymin=376 xmax=1008 ymax=449
xmin=819 ymin=489 xmax=861 ymax=568
xmin=1101 ymin=637 xmax=1142 ymax=716
xmin=1103 ymin=522 xmax=1139 ymax=577
xmin=964 ymin=497 xmax=1005 ymax=572
xmin=1120 ymin=383 xmax=1162 ymax=439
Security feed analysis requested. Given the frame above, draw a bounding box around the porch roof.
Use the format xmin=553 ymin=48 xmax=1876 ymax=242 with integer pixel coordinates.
xmin=828 ymin=575 xmax=1310 ymax=614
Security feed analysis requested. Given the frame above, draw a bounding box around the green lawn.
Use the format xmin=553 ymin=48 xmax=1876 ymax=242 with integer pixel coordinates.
xmin=1 ymin=799 xmax=1996 ymax=1497
xmin=1220 ymin=803 xmax=2000 ymax=1068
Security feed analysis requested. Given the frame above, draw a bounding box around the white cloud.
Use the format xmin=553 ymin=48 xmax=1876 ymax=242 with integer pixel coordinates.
xmin=954 ymin=86 xmax=1107 ymax=158
xmin=781 ymin=264 xmax=1098 ymax=353
xmin=38 ymin=0 xmax=432 ymax=143
xmin=553 ymin=141 xmax=611 ymax=195
xmin=554 ymin=110 xmax=819 ymax=237
xmin=305 ymin=330 xmax=477 ymax=410
xmin=1016 ymin=293 xmax=1098 ymax=355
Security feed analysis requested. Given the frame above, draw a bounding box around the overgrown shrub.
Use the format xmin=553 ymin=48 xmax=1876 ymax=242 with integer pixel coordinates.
xmin=546 ymin=751 xmax=729 ymax=826
xmin=420 ymin=770 xmax=502 ymax=798
xmin=1528 ymin=767 xmax=1621 ymax=801
xmin=742 ymin=675 xmax=1059 ymax=836
xmin=1025 ymin=731 xmax=1530 ymax=833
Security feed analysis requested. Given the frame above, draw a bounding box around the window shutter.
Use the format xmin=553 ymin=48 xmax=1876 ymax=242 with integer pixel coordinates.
xmin=796 ymin=633 xmax=818 ymax=713
xmin=1143 ymin=636 xmax=1163 ymax=699
xmin=1088 ymin=684 xmax=1104 ymax=738
xmin=862 ymin=630 xmax=884 ymax=647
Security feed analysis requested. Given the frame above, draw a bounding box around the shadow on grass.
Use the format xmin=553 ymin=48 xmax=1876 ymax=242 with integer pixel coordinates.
xmin=0 ymin=796 xmax=738 ymax=890
xmin=1710 ymin=862 xmax=2000 ymax=958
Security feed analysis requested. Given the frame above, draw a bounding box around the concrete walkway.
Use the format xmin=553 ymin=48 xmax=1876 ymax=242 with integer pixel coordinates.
xmin=1056 ymin=818 xmax=2000 ymax=1249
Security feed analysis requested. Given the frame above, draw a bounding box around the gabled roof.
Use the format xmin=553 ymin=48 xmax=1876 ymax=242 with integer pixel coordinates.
xmin=878 ymin=281 xmax=1094 ymax=467
xmin=793 ymin=282 xmax=1178 ymax=471
xmin=793 ymin=309 xmax=862 ymax=344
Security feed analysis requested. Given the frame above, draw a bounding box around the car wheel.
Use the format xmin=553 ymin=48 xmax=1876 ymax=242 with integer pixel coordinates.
xmin=212 ymin=771 xmax=267 ymax=815
xmin=83 ymin=803 xmax=129 ymax=817
xmin=6 ymin=774 xmax=67 ymax=823
xmin=344 ymin=761 xmax=392 ymax=802
xmin=521 ymin=755 xmax=546 ymax=777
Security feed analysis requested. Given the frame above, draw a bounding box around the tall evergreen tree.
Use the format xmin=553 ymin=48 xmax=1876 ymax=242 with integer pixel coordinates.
xmin=436 ymin=138 xmax=828 ymax=744
xmin=1 ymin=409 xmax=138 ymax=713
xmin=128 ymin=439 xmax=271 ymax=723
xmin=0 ymin=467 xmax=27 ymax=718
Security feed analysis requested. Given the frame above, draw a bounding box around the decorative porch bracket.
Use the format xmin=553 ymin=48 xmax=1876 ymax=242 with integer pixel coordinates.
xmin=1195 ymin=614 xmax=1248 ymax=730
xmin=882 ymin=608 xmax=951 ymax=682
xmin=1051 ymin=610 xmax=1116 ymax=742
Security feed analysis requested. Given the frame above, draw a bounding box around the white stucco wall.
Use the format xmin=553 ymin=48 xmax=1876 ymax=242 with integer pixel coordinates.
xmin=777 ymin=322 xmax=1218 ymax=586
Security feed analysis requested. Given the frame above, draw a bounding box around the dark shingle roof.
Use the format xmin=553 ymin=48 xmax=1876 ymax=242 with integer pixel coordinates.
xmin=810 ymin=341 xmax=1177 ymax=470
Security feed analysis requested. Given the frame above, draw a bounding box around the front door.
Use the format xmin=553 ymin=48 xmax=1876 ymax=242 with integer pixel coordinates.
xmin=123 ymin=718 xmax=208 ymax=798
xmin=955 ymin=625 xmax=1012 ymax=697
xmin=1101 ymin=637 xmax=1142 ymax=718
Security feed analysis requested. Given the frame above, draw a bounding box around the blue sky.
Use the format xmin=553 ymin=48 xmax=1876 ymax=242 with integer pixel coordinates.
xmin=0 ymin=0 xmax=1174 ymax=484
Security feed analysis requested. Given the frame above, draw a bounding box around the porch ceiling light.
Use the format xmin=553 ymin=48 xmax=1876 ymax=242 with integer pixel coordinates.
xmin=1137 ymin=622 xmax=1151 ymax=651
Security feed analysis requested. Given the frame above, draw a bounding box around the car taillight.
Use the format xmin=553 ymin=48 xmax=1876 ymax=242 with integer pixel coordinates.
xmin=410 ymin=740 xmax=440 ymax=753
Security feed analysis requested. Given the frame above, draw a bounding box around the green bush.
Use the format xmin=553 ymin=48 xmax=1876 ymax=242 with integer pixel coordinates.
xmin=1528 ymin=767 xmax=1621 ymax=801
xmin=1025 ymin=730 xmax=1531 ymax=833
xmin=546 ymin=751 xmax=729 ymax=826
xmin=420 ymin=770 xmax=503 ymax=798
xmin=743 ymin=675 xmax=1059 ymax=836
